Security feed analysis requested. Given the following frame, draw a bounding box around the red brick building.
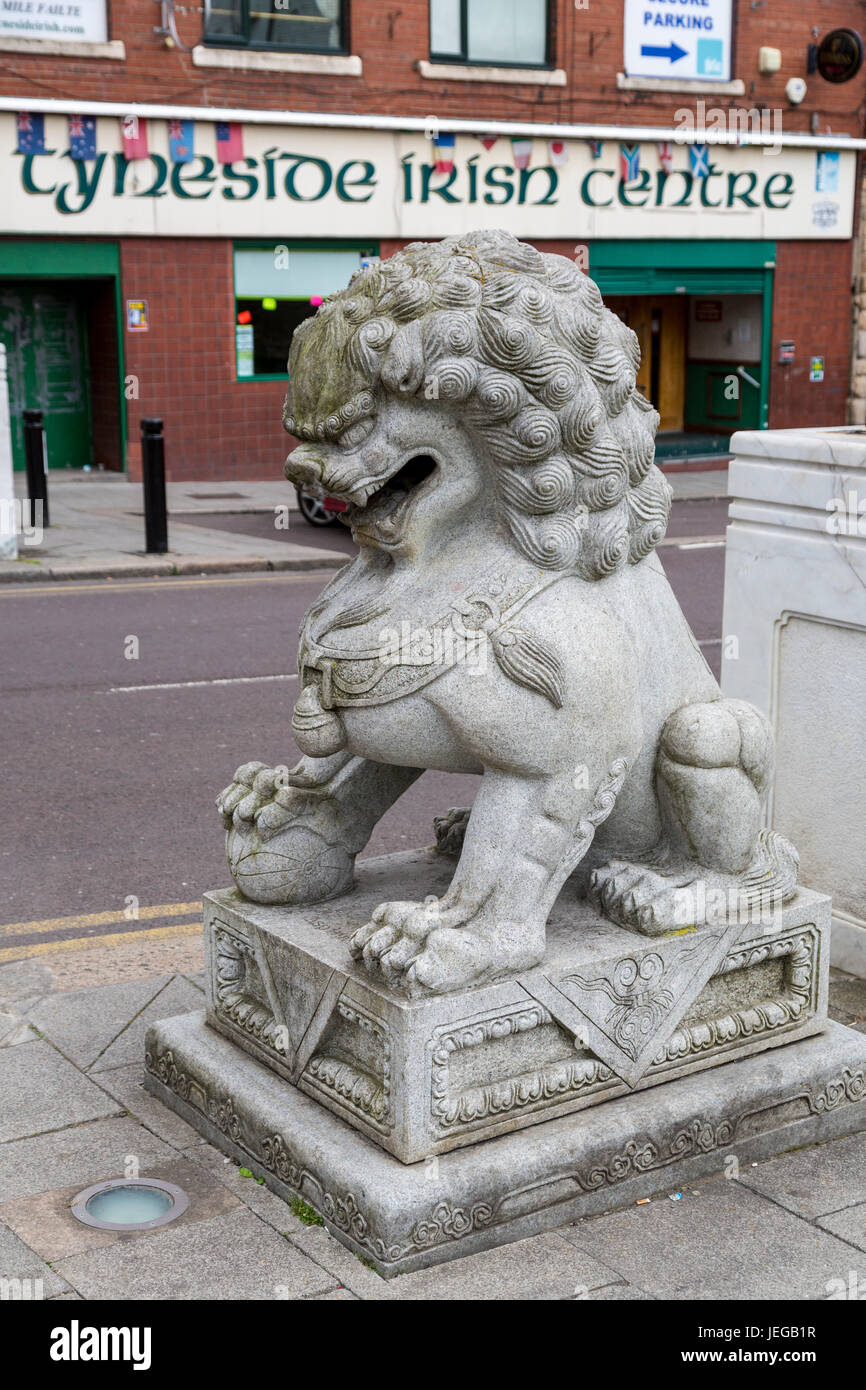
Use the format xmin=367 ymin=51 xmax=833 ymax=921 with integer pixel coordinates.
xmin=1 ymin=0 xmax=864 ymax=479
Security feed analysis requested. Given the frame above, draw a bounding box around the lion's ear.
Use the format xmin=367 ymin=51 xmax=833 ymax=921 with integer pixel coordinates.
xmin=380 ymin=322 xmax=425 ymax=396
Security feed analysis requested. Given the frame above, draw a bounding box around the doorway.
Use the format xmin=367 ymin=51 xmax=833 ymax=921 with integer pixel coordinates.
xmin=0 ymin=283 xmax=95 ymax=471
xmin=607 ymin=295 xmax=687 ymax=433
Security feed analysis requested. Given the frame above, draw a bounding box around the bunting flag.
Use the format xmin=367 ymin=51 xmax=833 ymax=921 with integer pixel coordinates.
xmin=620 ymin=143 xmax=641 ymax=182
xmin=16 ymin=112 xmax=45 ymax=155
xmin=68 ymin=115 xmax=97 ymax=162
xmin=511 ymin=138 xmax=533 ymax=170
xmin=547 ymin=139 xmax=568 ymax=167
xmin=216 ymin=122 xmax=243 ymax=163
xmin=689 ymin=143 xmax=710 ymax=178
xmin=476 ymin=133 xmax=497 ymax=151
xmin=431 ymin=132 xmax=456 ymax=174
xmin=658 ymin=141 xmax=673 ymax=174
xmin=587 ymin=139 xmax=603 ymax=160
xmin=169 ymin=118 xmax=194 ymax=164
xmin=120 ymin=115 xmax=148 ymax=161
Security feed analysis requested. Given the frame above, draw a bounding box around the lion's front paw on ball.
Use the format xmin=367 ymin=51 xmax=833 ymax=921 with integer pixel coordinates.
xmin=226 ymin=823 xmax=354 ymax=906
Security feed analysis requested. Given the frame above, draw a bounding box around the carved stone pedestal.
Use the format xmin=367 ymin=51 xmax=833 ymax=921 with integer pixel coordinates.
xmin=145 ymin=1013 xmax=866 ymax=1277
xmin=143 ymin=850 xmax=866 ymax=1272
xmin=195 ymin=850 xmax=829 ymax=1162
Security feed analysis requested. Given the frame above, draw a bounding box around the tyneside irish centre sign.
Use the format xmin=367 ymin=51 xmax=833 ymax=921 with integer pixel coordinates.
xmin=2 ymin=115 xmax=855 ymax=241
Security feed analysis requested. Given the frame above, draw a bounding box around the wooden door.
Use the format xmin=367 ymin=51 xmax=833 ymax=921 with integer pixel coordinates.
xmin=655 ymin=296 xmax=686 ymax=433
xmin=605 ymin=297 xmax=653 ymax=402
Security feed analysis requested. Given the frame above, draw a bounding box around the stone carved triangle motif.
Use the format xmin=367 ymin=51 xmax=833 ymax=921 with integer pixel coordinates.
xmin=252 ymin=927 xmax=346 ymax=1081
xmin=520 ymin=917 xmax=746 ymax=1089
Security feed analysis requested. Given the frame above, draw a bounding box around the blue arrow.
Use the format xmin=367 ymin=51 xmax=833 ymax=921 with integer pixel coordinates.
xmin=641 ymin=42 xmax=688 ymax=63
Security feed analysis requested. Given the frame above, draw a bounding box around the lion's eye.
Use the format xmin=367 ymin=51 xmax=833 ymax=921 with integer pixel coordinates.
xmin=339 ymin=418 xmax=375 ymax=449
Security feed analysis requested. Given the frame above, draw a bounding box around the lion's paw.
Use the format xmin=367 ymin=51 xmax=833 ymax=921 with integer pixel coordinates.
xmin=590 ymin=860 xmax=715 ymax=935
xmin=433 ymin=807 xmax=472 ymax=857
xmin=218 ymin=760 xmax=354 ymax=906
xmin=349 ymin=898 xmax=440 ymax=980
xmin=351 ymin=897 xmax=545 ymax=995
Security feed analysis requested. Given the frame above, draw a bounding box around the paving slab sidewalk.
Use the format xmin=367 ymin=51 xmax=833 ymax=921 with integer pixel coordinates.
xmin=1 ymin=474 xmax=346 ymax=583
xmin=0 ymin=468 xmax=728 ymax=584
xmin=1 ymin=927 xmax=864 ymax=1301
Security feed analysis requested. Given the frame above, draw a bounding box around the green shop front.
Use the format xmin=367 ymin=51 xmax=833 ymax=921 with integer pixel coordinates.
xmin=591 ymin=241 xmax=775 ymax=460
xmin=0 ymin=240 xmax=125 ymax=472
xmin=0 ymin=106 xmax=856 ymax=477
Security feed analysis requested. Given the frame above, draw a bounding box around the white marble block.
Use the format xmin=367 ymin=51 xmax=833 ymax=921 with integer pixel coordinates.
xmin=722 ymin=426 xmax=866 ymax=977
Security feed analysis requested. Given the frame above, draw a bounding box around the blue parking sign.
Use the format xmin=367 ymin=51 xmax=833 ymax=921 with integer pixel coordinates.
xmin=624 ymin=0 xmax=733 ymax=83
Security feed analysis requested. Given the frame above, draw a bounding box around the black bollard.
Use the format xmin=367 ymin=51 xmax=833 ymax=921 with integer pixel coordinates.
xmin=23 ymin=409 xmax=49 ymax=529
xmin=141 ymin=417 xmax=168 ymax=554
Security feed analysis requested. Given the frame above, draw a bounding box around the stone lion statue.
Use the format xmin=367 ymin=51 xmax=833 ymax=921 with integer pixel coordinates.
xmin=217 ymin=230 xmax=798 ymax=996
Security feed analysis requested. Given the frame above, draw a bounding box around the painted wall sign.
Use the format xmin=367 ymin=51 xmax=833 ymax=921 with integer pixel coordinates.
xmin=125 ymin=298 xmax=148 ymax=332
xmin=1 ymin=116 xmax=856 ymax=241
xmin=0 ymin=0 xmax=107 ymax=43
xmin=816 ymin=29 xmax=864 ymax=84
xmin=695 ymin=299 xmax=723 ymax=321
xmin=624 ymin=0 xmax=732 ymax=82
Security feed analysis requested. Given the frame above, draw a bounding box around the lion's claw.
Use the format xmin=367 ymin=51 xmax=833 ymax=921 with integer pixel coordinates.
xmin=216 ymin=760 xmax=269 ymax=824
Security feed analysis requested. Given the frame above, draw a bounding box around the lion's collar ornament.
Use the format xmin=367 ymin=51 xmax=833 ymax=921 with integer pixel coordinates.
xmin=297 ymin=557 xmax=568 ymax=733
xmin=217 ymin=229 xmax=799 ymax=999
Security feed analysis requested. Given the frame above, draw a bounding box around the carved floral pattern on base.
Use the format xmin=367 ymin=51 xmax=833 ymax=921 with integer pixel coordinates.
xmin=144 ymin=1038 xmax=866 ymax=1268
xmin=429 ymin=928 xmax=819 ymax=1133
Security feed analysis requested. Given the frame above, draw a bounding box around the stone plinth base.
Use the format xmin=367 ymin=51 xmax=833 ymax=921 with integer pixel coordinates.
xmin=200 ymin=851 xmax=831 ymax=1162
xmin=145 ymin=1013 xmax=866 ymax=1278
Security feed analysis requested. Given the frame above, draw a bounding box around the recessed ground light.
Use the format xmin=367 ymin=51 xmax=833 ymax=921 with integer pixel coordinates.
xmin=71 ymin=1178 xmax=189 ymax=1231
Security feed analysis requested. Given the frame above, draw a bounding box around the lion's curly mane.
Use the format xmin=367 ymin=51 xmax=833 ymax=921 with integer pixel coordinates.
xmin=284 ymin=230 xmax=671 ymax=579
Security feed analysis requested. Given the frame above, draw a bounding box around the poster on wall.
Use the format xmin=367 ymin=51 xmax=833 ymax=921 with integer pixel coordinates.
xmin=0 ymin=0 xmax=107 ymax=43
xmin=235 ymin=323 xmax=254 ymax=378
xmin=126 ymin=299 xmax=149 ymax=332
xmin=623 ymin=0 xmax=733 ymax=82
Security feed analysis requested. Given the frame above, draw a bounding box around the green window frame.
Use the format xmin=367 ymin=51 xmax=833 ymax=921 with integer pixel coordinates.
xmin=203 ymin=0 xmax=348 ymax=54
xmin=232 ymin=240 xmax=379 ymax=383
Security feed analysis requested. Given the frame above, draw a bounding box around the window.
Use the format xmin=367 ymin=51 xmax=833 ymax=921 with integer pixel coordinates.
xmin=430 ymin=0 xmax=549 ymax=67
xmin=233 ymin=245 xmax=377 ymax=380
xmin=204 ymin=0 xmax=346 ymax=52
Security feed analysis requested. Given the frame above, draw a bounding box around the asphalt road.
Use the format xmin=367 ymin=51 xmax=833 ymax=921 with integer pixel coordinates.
xmin=0 ymin=499 xmax=727 ymax=949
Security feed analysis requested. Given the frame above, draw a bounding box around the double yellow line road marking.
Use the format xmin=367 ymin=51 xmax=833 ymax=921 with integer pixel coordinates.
xmin=0 ymin=900 xmax=203 ymax=963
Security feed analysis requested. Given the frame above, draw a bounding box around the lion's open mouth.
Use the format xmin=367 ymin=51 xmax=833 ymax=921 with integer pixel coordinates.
xmin=344 ymin=454 xmax=438 ymax=544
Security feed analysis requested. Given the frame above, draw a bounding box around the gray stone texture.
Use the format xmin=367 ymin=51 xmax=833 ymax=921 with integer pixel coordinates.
xmin=27 ymin=976 xmax=173 ymax=1070
xmin=94 ymin=1064 xmax=203 ymax=1148
xmin=0 ymin=1115 xmax=176 ymax=1203
xmin=738 ymin=1130 xmax=866 ymax=1218
xmin=0 ymin=1040 xmax=121 ymax=1142
xmin=563 ymin=1178 xmax=866 ymax=1301
xmin=816 ymin=1202 xmax=866 ymax=1250
xmin=0 ymin=1221 xmax=71 ymax=1298
xmin=145 ymin=1010 xmax=866 ymax=1277
xmin=53 ymin=1209 xmax=337 ymax=1301
xmin=202 ymin=856 xmax=830 ymax=1162
xmin=88 ymin=975 xmax=204 ymax=1072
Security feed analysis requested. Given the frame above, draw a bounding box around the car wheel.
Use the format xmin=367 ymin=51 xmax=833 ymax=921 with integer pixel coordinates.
xmin=296 ymin=487 xmax=341 ymax=527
